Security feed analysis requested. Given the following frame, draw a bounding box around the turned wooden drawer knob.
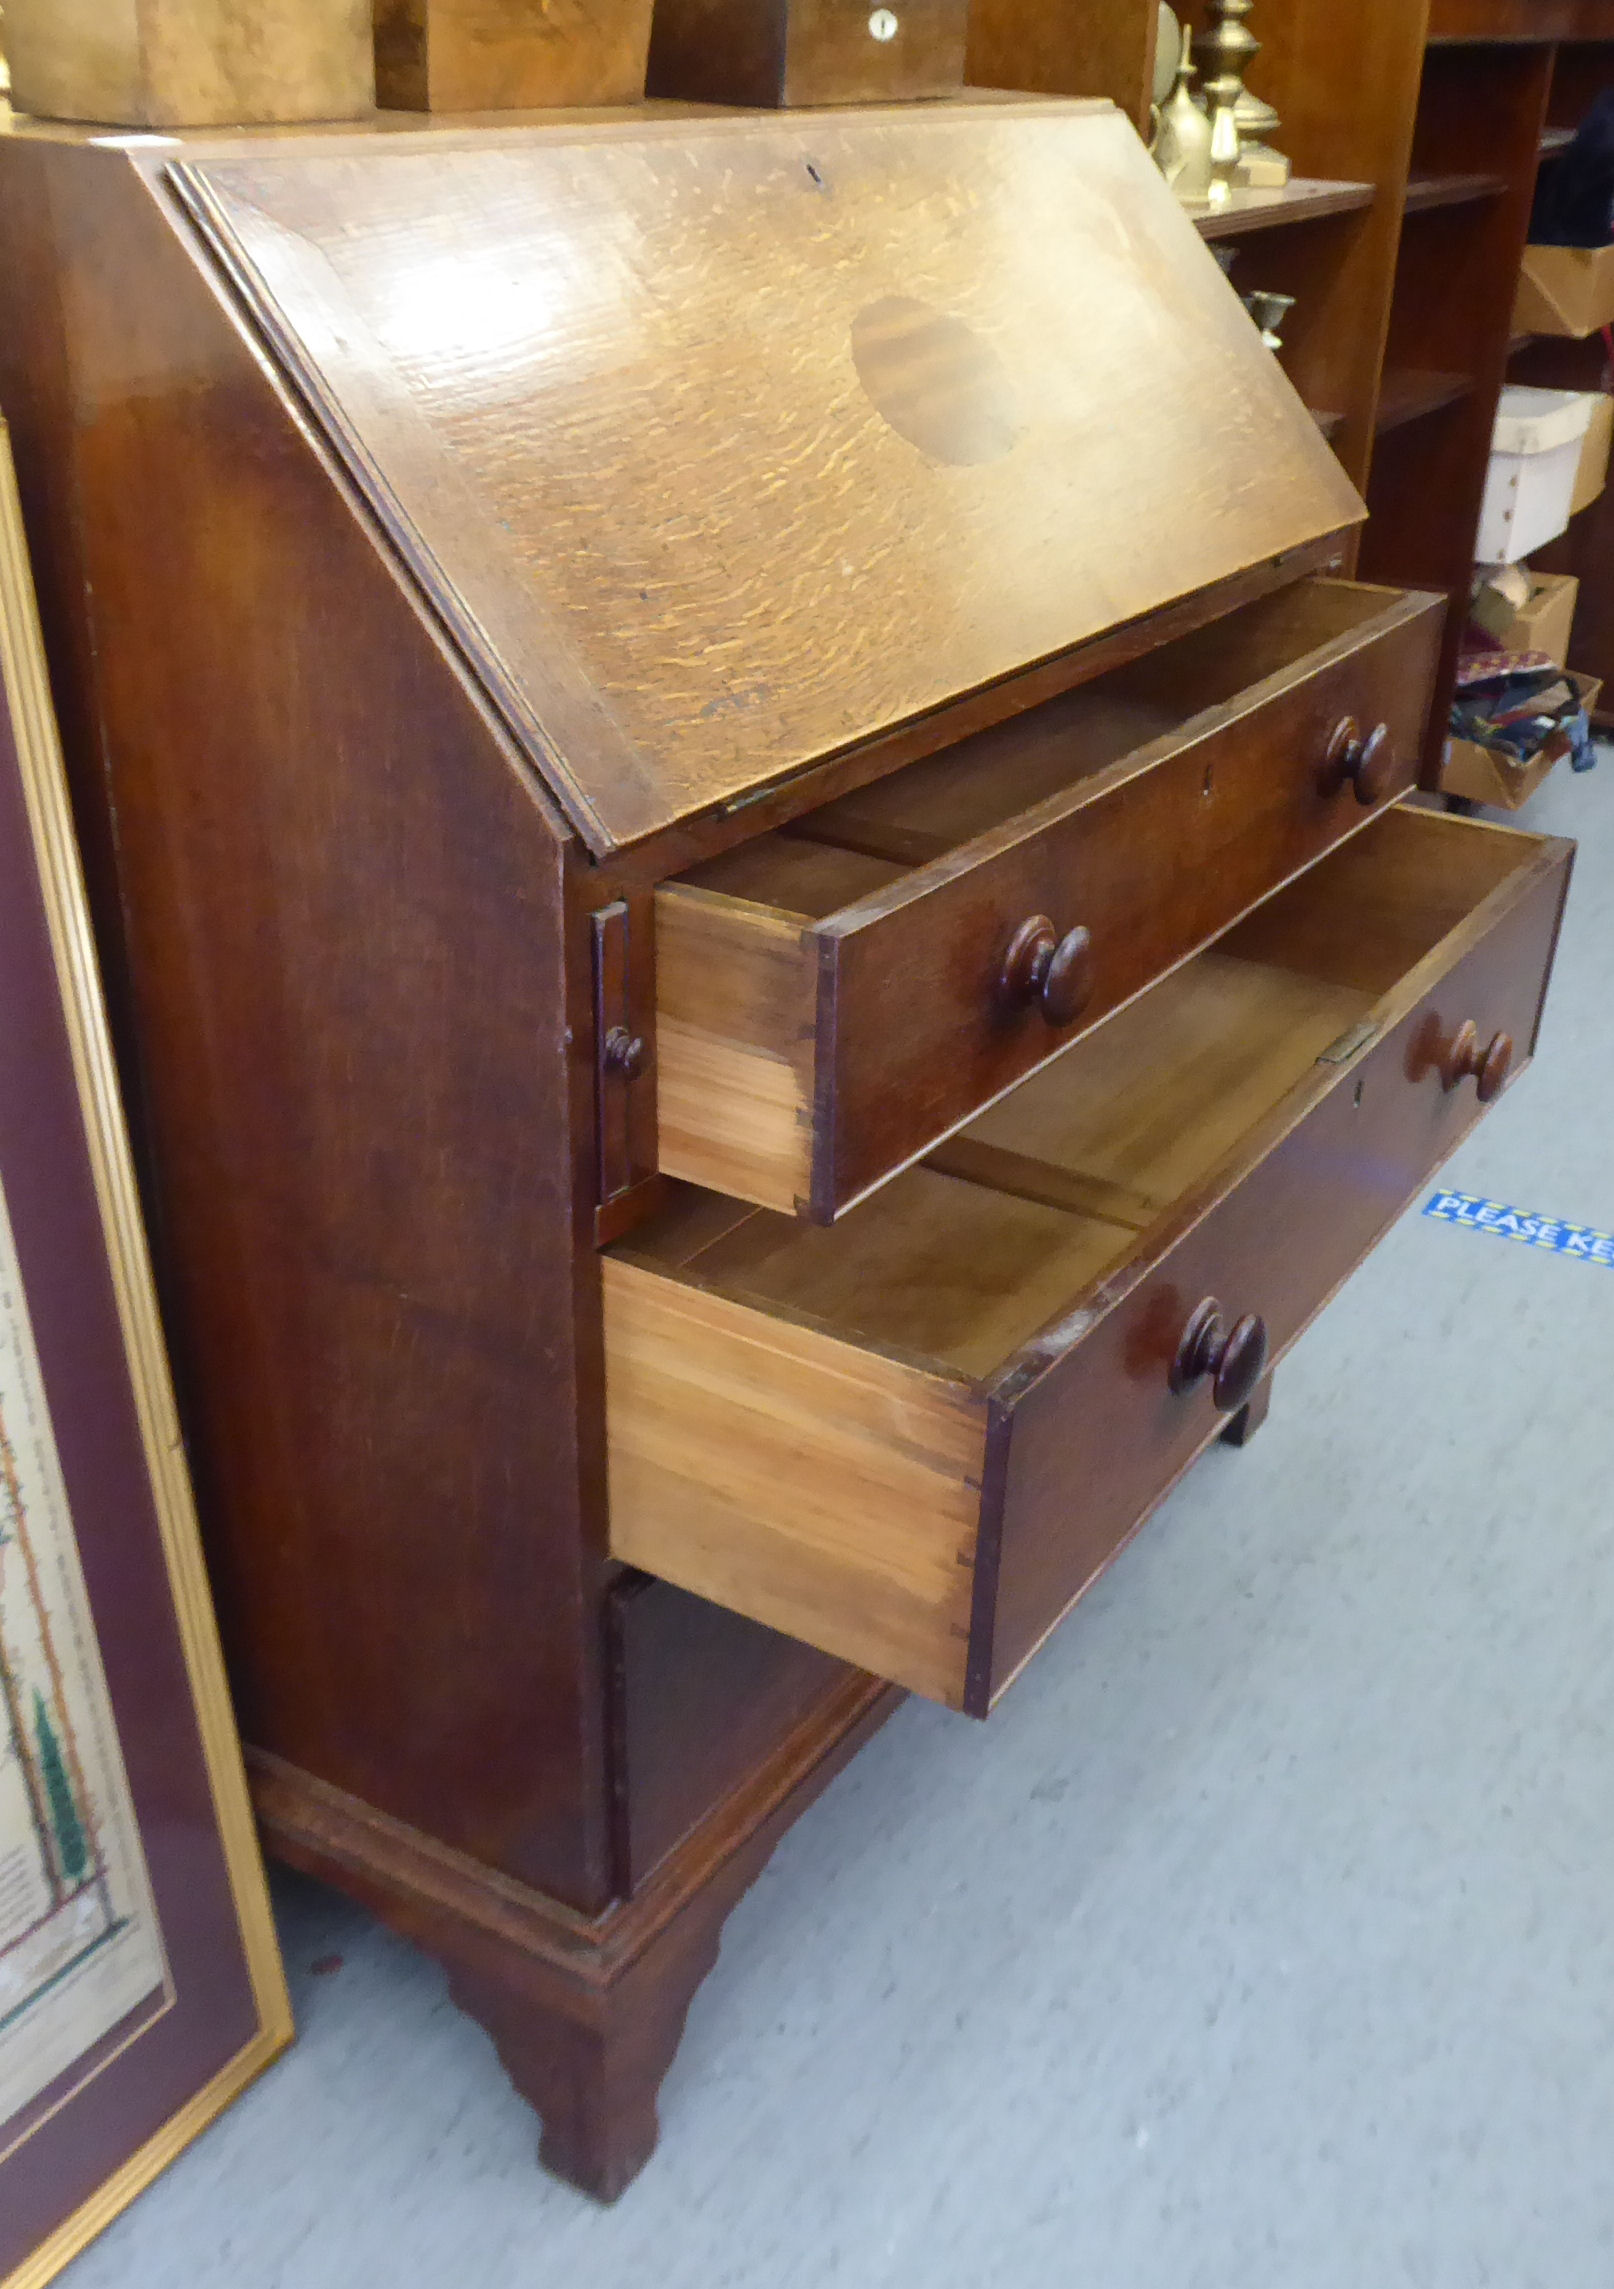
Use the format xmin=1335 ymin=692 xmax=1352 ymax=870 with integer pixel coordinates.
xmin=999 ymin=915 xmax=1095 ymax=1027
xmin=1169 ymin=1297 xmax=1269 ymax=1412
xmin=1320 ymin=715 xmax=1394 ymax=807
xmin=603 ymin=1025 xmax=647 ymax=1079
xmin=1439 ymin=1019 xmax=1513 ymax=1103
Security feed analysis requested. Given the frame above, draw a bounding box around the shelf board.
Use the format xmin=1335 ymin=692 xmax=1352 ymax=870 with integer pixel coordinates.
xmin=1193 ymin=177 xmax=1375 ymax=242
xmin=1374 ymin=369 xmax=1476 ymax=432
xmin=1403 ymin=170 xmax=1508 ymax=214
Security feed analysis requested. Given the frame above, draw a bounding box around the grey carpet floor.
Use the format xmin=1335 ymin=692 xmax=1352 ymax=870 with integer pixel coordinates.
xmin=66 ymin=761 xmax=1614 ymax=2289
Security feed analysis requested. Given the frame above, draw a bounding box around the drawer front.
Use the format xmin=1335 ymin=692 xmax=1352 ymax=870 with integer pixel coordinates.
xmin=982 ymin=842 xmax=1572 ymax=1703
xmin=658 ymin=589 xmax=1442 ymax=1223
xmin=816 ymin=595 xmax=1442 ymax=1215
xmin=604 ymin=1248 xmax=992 ymax=1707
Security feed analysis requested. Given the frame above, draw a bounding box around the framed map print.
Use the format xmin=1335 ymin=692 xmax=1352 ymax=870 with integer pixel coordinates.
xmin=0 ymin=418 xmax=291 ymax=2288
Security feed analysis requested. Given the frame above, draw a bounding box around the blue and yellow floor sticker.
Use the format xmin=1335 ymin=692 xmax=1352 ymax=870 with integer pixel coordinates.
xmin=1424 ymin=1190 xmax=1614 ymax=1266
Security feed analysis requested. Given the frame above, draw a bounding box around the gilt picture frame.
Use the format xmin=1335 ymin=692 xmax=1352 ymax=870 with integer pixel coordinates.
xmin=0 ymin=417 xmax=290 ymax=2289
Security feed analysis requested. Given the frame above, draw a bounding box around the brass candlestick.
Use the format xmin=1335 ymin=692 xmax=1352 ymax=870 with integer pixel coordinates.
xmin=1234 ymin=83 xmax=1291 ymax=187
xmin=1197 ymin=0 xmax=1260 ymax=205
xmin=1152 ymin=27 xmax=1214 ymax=204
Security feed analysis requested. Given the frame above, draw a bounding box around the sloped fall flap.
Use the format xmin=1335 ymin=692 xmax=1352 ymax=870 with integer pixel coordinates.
xmin=170 ymin=100 xmax=1363 ymax=857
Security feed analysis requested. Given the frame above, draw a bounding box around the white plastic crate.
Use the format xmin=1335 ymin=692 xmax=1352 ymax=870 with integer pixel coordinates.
xmin=1477 ymin=386 xmax=1600 ymax=564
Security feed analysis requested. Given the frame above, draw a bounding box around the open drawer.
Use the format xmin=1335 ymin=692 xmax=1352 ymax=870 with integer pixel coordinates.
xmin=656 ymin=575 xmax=1444 ymax=1221
xmin=610 ymin=807 xmax=1573 ymax=1713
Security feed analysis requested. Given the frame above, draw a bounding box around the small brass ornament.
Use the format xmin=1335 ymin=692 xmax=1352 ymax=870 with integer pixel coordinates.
xmin=1197 ymin=0 xmax=1258 ymax=206
xmin=1196 ymin=0 xmax=1291 ymax=198
xmin=1151 ymin=28 xmax=1214 ymax=204
xmin=1241 ymin=290 xmax=1295 ymax=352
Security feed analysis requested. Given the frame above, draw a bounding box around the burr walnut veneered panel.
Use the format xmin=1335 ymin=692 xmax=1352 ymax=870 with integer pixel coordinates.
xmin=4 ymin=0 xmax=373 ymax=126
xmin=608 ymin=810 xmax=1572 ymax=1712
xmin=374 ymin=0 xmax=654 ymax=110
xmin=646 ymin=0 xmax=967 ymax=108
xmin=168 ymin=101 xmax=1363 ymax=856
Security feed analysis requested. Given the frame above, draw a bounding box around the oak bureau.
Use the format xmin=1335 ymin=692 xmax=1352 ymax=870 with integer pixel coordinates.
xmin=0 ymin=92 xmax=1572 ymax=2197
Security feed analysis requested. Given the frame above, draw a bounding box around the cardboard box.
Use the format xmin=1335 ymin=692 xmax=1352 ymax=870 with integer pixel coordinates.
xmin=1469 ymin=570 xmax=1579 ymax=666
xmin=1478 ymin=386 xmax=1600 ymax=561
xmin=1513 ymin=240 xmax=1614 ymax=339
xmin=1443 ymin=673 xmax=1602 ymax=810
xmin=1572 ymin=391 xmax=1614 ymax=515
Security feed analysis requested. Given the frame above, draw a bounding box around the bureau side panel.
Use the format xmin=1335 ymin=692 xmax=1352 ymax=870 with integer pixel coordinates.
xmin=0 ymin=135 xmax=615 ymax=1912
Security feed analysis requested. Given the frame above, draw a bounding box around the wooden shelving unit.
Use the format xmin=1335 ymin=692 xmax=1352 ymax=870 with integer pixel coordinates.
xmin=966 ymin=0 xmax=1614 ymax=784
xmin=1509 ymin=38 xmax=1614 ymax=729
xmin=1402 ymin=169 xmax=1508 ymax=211
xmin=1375 ymin=369 xmax=1478 ymax=430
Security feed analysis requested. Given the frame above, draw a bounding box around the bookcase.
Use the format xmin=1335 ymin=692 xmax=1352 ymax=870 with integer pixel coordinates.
xmin=967 ymin=0 xmax=1614 ymax=778
xmin=1510 ymin=36 xmax=1614 ymax=724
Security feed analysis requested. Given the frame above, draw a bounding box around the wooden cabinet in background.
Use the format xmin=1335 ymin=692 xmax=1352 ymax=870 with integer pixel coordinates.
xmin=0 ymin=95 xmax=1570 ymax=2201
xmin=1510 ymin=36 xmax=1614 ymax=729
xmin=968 ymin=0 xmax=1614 ymax=778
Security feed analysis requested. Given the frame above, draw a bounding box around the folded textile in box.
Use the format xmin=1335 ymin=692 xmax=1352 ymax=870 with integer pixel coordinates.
xmin=1451 ymin=655 xmax=1599 ymax=771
